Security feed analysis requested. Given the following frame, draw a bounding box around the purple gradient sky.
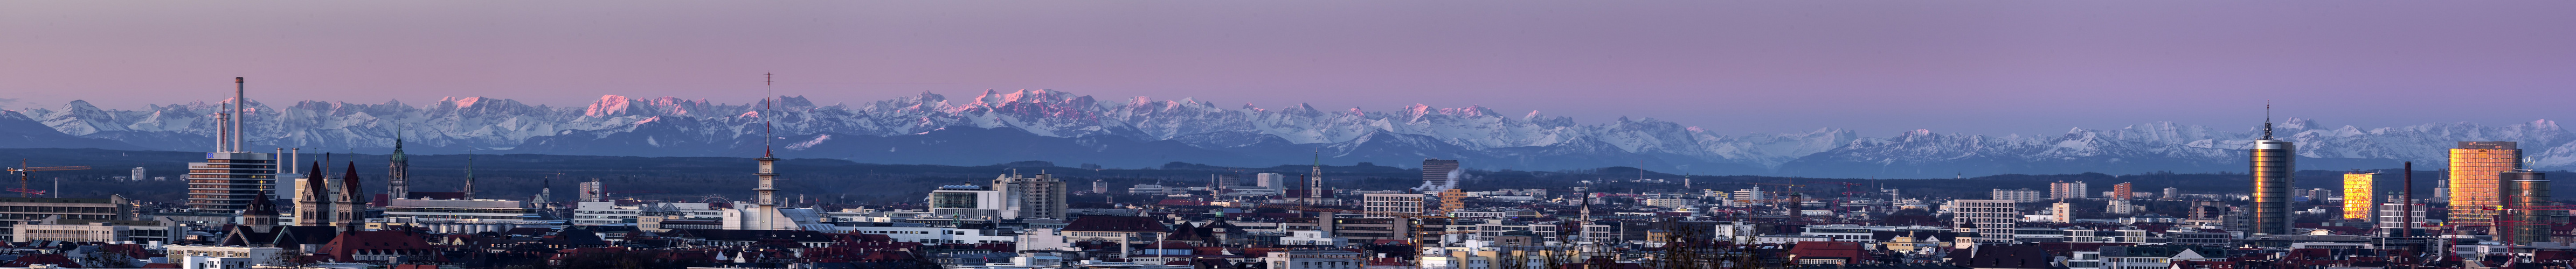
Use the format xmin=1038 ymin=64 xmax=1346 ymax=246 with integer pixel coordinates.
xmin=3 ymin=1 xmax=2571 ymax=136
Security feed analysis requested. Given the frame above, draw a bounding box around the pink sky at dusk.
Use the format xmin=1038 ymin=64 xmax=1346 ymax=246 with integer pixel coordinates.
xmin=2 ymin=1 xmax=2570 ymax=136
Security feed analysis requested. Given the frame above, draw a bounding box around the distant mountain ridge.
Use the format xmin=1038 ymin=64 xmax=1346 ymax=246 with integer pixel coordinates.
xmin=11 ymin=89 xmax=2572 ymax=178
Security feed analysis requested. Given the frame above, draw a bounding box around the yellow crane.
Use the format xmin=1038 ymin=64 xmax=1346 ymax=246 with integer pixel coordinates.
xmin=8 ymin=160 xmax=89 ymax=197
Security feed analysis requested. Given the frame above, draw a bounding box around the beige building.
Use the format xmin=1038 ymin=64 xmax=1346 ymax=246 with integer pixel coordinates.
xmin=12 ymin=219 xmax=177 ymax=243
xmin=1363 ymin=193 xmax=1428 ymax=216
xmin=0 ymin=196 xmax=130 ymax=221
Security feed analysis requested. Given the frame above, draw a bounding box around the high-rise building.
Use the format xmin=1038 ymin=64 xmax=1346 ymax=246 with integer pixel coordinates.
xmin=2163 ymin=187 xmax=2180 ymax=200
xmin=993 ymin=173 xmax=1067 ymax=220
xmin=1091 ymin=180 xmax=1108 ymax=194
xmin=2343 ymin=173 xmax=2375 ymax=220
xmin=579 ymin=179 xmax=605 ymax=202
xmin=1214 ymin=174 xmax=1238 ymax=190
xmin=2049 ymin=202 xmax=2073 ymax=223
xmin=2048 ymin=181 xmax=2089 ymax=200
xmin=2110 ymin=182 xmax=2135 ymax=200
xmin=2503 ymin=171 xmax=2556 ymax=243
xmin=1422 ymin=159 xmax=1460 ymax=190
xmin=129 ymin=167 xmax=144 ymax=181
xmin=1991 ymin=188 xmax=2046 ymax=202
xmin=2448 ymin=141 xmax=2520 ymax=229
xmin=1949 ymin=200 xmax=2018 ymax=244
xmin=1256 ymin=173 xmax=1285 ymax=188
xmin=2107 ymin=199 xmax=2137 ymax=215
xmin=2248 ymin=116 xmax=2295 ymax=235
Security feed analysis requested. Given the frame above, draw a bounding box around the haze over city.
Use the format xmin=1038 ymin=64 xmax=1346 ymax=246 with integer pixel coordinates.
xmin=5 ymin=1 xmax=2572 ymax=136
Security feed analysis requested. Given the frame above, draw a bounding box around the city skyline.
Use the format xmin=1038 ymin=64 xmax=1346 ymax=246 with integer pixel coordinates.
xmin=3 ymin=1 xmax=2571 ymax=136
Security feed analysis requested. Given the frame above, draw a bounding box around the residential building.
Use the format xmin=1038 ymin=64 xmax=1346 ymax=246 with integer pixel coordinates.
xmin=992 ymin=173 xmax=1067 ymax=220
xmin=1949 ymin=199 xmax=2018 ymax=244
xmin=2050 ymin=181 xmax=2089 ymax=200
xmin=2110 ymin=182 xmax=2134 ymax=200
xmin=1991 ymin=189 xmax=2045 ymax=202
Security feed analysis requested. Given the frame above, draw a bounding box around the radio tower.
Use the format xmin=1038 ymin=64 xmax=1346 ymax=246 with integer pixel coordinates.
xmin=750 ymin=73 xmax=784 ymax=230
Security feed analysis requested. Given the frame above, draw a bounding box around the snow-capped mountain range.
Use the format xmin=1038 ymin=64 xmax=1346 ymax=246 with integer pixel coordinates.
xmin=10 ymin=89 xmax=2572 ymax=178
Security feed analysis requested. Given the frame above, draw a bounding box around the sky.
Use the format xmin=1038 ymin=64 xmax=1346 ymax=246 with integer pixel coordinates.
xmin=2 ymin=1 xmax=2571 ymax=136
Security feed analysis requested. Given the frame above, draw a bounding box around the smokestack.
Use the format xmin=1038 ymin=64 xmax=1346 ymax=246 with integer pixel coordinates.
xmin=233 ymin=77 xmax=247 ymax=153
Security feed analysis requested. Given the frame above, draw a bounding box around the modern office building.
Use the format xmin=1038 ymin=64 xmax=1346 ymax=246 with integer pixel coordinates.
xmin=2502 ymin=171 xmax=2556 ymax=243
xmin=2248 ymin=118 xmax=2295 ymax=235
xmin=2448 ymin=141 xmax=2520 ymax=229
xmin=927 ymin=184 xmax=1007 ymax=218
xmin=189 ymin=152 xmax=278 ymax=210
xmin=1362 ymin=193 xmax=1428 ymax=216
xmin=2343 ymin=173 xmax=2375 ymax=220
xmin=0 ymin=196 xmax=130 ymax=221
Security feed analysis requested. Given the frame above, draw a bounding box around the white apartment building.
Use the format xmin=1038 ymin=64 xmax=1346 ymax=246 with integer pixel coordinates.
xmin=1948 ymin=199 xmax=2019 ymax=244
xmin=1991 ymin=189 xmax=2046 ymax=202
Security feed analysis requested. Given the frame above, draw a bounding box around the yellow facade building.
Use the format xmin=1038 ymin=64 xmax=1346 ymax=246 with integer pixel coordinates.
xmin=2342 ymin=173 xmax=2374 ymax=220
xmin=2448 ymin=141 xmax=2520 ymax=228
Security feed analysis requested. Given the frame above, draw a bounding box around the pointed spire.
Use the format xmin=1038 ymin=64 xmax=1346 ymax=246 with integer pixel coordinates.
xmin=391 ymin=125 xmax=407 ymax=162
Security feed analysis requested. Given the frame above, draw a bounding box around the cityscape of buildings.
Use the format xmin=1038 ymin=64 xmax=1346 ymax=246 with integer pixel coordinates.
xmin=0 ymin=81 xmax=2566 ymax=269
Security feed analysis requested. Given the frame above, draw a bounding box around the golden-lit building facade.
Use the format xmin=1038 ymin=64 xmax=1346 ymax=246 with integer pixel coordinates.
xmin=2342 ymin=173 xmax=2374 ymax=220
xmin=2448 ymin=141 xmax=2520 ymax=228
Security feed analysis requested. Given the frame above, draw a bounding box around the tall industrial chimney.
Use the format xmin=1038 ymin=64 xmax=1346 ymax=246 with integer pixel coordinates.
xmin=233 ymin=77 xmax=247 ymax=153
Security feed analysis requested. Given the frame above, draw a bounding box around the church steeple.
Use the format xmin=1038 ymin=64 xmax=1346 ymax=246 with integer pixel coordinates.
xmin=387 ymin=125 xmax=411 ymax=199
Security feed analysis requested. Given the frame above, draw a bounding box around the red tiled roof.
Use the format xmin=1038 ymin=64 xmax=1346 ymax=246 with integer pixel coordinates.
xmin=1786 ymin=241 xmax=1863 ymax=263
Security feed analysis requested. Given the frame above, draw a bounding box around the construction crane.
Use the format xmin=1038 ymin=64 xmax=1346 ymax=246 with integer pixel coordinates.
xmin=1258 ymin=204 xmax=1456 ymax=246
xmin=8 ymin=160 xmax=87 ymax=198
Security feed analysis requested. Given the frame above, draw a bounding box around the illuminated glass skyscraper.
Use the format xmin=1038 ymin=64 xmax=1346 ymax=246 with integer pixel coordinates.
xmin=2448 ymin=141 xmax=2520 ymax=230
xmin=2342 ymin=173 xmax=2374 ymax=220
xmin=2248 ymin=111 xmax=2295 ymax=235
